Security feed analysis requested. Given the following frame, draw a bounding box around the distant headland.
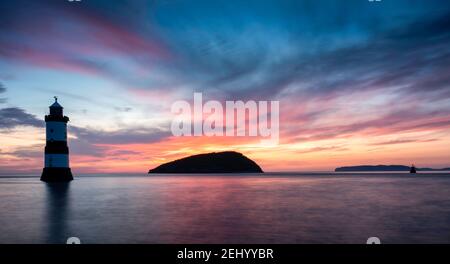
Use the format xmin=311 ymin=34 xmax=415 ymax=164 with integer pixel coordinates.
xmin=148 ymin=151 xmax=263 ymax=173
xmin=335 ymin=165 xmax=450 ymax=172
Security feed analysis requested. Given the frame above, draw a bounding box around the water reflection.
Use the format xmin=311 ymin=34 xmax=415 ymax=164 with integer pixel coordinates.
xmin=0 ymin=174 xmax=446 ymax=243
xmin=44 ymin=183 xmax=71 ymax=244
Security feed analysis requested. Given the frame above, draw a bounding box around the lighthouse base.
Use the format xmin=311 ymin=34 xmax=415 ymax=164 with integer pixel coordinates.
xmin=41 ymin=167 xmax=73 ymax=182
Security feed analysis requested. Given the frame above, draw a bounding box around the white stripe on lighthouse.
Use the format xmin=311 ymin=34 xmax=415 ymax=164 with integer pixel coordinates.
xmin=45 ymin=154 xmax=69 ymax=168
xmin=46 ymin=121 xmax=67 ymax=141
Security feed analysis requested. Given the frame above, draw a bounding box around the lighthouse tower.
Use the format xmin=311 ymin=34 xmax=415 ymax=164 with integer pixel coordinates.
xmin=41 ymin=97 xmax=73 ymax=182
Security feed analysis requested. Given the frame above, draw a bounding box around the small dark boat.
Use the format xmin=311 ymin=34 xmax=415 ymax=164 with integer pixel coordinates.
xmin=410 ymin=164 xmax=417 ymax=174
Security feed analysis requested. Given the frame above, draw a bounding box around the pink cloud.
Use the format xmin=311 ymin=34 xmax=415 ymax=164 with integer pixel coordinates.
xmin=0 ymin=4 xmax=172 ymax=81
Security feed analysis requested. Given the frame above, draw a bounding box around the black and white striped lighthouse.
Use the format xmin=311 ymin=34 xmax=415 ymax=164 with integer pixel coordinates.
xmin=41 ymin=97 xmax=73 ymax=182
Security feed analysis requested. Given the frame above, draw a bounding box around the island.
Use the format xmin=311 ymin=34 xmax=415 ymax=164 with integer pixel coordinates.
xmin=335 ymin=165 xmax=450 ymax=172
xmin=148 ymin=151 xmax=264 ymax=173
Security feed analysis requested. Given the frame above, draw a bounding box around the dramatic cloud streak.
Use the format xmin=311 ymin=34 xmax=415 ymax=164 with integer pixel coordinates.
xmin=0 ymin=82 xmax=6 ymax=104
xmin=0 ymin=82 xmax=5 ymax=93
xmin=71 ymin=126 xmax=171 ymax=145
xmin=0 ymin=108 xmax=43 ymax=129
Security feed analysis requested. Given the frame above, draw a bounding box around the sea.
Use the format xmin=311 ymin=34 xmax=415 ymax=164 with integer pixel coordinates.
xmin=0 ymin=172 xmax=449 ymax=244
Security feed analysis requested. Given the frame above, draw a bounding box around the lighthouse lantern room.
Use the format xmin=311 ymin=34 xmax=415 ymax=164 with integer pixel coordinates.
xmin=41 ymin=97 xmax=73 ymax=182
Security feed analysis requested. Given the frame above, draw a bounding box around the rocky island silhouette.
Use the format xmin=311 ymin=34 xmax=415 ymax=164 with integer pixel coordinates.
xmin=335 ymin=165 xmax=450 ymax=172
xmin=148 ymin=151 xmax=263 ymax=173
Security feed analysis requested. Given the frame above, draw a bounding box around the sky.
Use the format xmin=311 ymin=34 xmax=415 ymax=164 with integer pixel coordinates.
xmin=1 ymin=0 xmax=450 ymax=174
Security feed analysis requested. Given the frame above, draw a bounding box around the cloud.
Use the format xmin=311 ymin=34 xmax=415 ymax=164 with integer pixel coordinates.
xmin=286 ymin=108 xmax=450 ymax=144
xmin=68 ymin=137 xmax=108 ymax=157
xmin=0 ymin=107 xmax=43 ymax=129
xmin=114 ymin=107 xmax=132 ymax=112
xmin=71 ymin=126 xmax=171 ymax=145
xmin=0 ymin=144 xmax=43 ymax=159
xmin=2 ymin=1 xmax=449 ymax=104
xmin=272 ymin=13 xmax=450 ymax=103
xmin=187 ymin=11 xmax=450 ymax=104
xmin=0 ymin=82 xmax=6 ymax=103
xmin=371 ymin=139 xmax=439 ymax=146
xmin=264 ymin=12 xmax=450 ymax=144
xmin=294 ymin=146 xmax=349 ymax=154
xmin=0 ymin=82 xmax=5 ymax=93
xmin=63 ymin=125 xmax=172 ymax=158
xmin=109 ymin=149 xmax=142 ymax=156
xmin=0 ymin=0 xmax=173 ymax=91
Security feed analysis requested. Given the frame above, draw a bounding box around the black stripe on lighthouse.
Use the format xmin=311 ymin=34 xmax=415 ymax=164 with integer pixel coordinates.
xmin=45 ymin=141 xmax=69 ymax=154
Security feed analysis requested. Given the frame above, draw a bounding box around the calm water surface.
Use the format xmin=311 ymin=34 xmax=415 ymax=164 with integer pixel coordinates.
xmin=0 ymin=173 xmax=449 ymax=244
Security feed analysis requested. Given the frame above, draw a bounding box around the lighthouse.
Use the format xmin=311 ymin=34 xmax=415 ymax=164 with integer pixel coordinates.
xmin=41 ymin=97 xmax=73 ymax=182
